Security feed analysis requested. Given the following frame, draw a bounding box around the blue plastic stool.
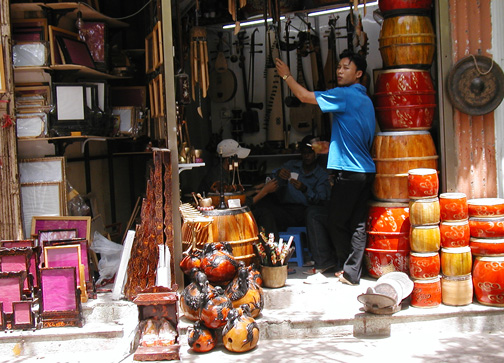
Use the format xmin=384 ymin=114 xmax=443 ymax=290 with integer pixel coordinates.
xmin=278 ymin=226 xmax=309 ymax=267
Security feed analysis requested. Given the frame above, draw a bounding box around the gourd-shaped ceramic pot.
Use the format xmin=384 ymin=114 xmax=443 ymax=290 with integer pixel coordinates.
xmin=200 ymin=242 xmax=239 ymax=284
xmin=248 ymin=263 xmax=263 ymax=287
xmin=222 ymin=305 xmax=260 ymax=353
xmin=180 ymin=269 xmax=210 ymax=321
xmin=200 ymin=285 xmax=232 ymax=329
xmin=180 ymin=249 xmax=202 ymax=275
xmin=226 ymin=263 xmax=264 ymax=318
xmin=187 ymin=320 xmax=216 ymax=353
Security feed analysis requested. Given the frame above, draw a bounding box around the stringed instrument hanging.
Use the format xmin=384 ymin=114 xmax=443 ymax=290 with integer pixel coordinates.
xmin=208 ymin=32 xmax=237 ymax=104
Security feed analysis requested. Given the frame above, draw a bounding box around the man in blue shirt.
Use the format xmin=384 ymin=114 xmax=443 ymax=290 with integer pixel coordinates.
xmin=276 ymin=50 xmax=375 ymax=285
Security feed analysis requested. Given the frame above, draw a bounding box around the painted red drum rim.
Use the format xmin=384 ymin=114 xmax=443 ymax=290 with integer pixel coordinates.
xmin=367 ymin=231 xmax=411 ymax=250
xmin=470 ymin=237 xmax=504 ymax=256
xmin=467 ymin=198 xmax=504 ymax=217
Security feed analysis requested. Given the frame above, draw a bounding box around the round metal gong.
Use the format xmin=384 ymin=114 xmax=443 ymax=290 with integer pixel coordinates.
xmin=447 ymin=55 xmax=504 ymax=116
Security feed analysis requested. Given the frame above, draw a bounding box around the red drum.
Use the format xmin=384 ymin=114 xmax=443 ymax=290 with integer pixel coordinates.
xmin=375 ymin=105 xmax=436 ymax=130
xmin=379 ymin=15 xmax=436 ymax=69
xmin=439 ymin=193 xmax=468 ymax=221
xmin=367 ymin=231 xmax=410 ymax=250
xmin=472 ymin=256 xmax=504 ymax=306
xmin=409 ymin=251 xmax=440 ymax=279
xmin=409 ymin=198 xmax=440 ymax=226
xmin=408 ymin=168 xmax=438 ymax=199
xmin=378 ymin=0 xmax=433 ymax=15
xmin=410 ymin=276 xmax=441 ymax=308
xmin=367 ymin=201 xmax=410 ymax=233
xmin=470 ymin=237 xmax=504 ymax=256
xmin=440 ymin=247 xmax=472 ymax=277
xmin=469 ymin=216 xmax=504 ymax=238
xmin=439 ymin=220 xmax=470 ymax=248
xmin=364 ymin=248 xmax=410 ymax=278
xmin=410 ymin=224 xmax=440 ymax=252
xmin=441 ymin=274 xmax=473 ymax=306
xmin=467 ymin=198 xmax=504 ymax=217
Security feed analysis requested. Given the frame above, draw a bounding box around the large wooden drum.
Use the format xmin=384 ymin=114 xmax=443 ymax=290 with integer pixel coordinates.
xmin=182 ymin=206 xmax=258 ymax=265
xmin=379 ymin=15 xmax=436 ymax=69
xmin=372 ymin=131 xmax=438 ymax=202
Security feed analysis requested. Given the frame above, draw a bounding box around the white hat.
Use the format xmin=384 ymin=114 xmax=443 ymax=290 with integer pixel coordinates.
xmin=216 ymin=139 xmax=251 ymax=159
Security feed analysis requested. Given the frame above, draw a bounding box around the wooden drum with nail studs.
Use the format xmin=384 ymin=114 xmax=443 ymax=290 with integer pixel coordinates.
xmin=410 ymin=224 xmax=440 ymax=252
xmin=410 ymin=276 xmax=441 ymax=308
xmin=409 ymin=251 xmax=440 ymax=279
xmin=409 ymin=197 xmax=440 ymax=226
xmin=439 ymin=193 xmax=468 ymax=222
xmin=407 ymin=168 xmax=439 ymax=199
xmin=440 ymin=220 xmax=470 ymax=248
xmin=440 ymin=246 xmax=472 ymax=277
xmin=441 ymin=274 xmax=473 ymax=306
xmin=472 ymin=256 xmax=504 ymax=307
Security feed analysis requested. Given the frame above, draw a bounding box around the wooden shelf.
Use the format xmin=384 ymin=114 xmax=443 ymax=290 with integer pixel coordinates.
xmin=11 ymin=2 xmax=129 ymax=28
xmin=14 ymin=64 xmax=128 ymax=79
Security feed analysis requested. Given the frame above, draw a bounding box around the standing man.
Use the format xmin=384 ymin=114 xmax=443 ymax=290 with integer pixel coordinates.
xmin=275 ymin=50 xmax=376 ymax=285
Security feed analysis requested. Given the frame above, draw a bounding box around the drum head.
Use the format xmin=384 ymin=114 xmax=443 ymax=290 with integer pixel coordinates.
xmin=357 ymin=291 xmax=396 ymax=309
xmin=447 ymin=55 xmax=504 ymax=116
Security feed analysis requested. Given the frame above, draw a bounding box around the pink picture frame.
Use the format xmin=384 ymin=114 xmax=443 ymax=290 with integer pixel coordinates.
xmin=44 ymin=244 xmax=82 ymax=286
xmin=0 ymin=240 xmax=40 ymax=289
xmin=0 ymin=272 xmax=25 ymax=314
xmin=31 ymin=216 xmax=91 ymax=243
xmin=40 ymin=267 xmax=78 ymax=312
xmin=12 ymin=301 xmax=34 ymax=330
xmin=45 ymin=239 xmax=91 ymax=284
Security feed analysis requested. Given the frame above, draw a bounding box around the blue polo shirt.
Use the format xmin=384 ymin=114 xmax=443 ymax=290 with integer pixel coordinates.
xmin=315 ymin=83 xmax=376 ymax=173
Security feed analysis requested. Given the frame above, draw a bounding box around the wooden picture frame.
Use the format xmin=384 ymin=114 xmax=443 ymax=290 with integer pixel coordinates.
xmin=57 ymin=36 xmax=95 ymax=69
xmin=156 ymin=74 xmax=165 ymax=117
xmin=39 ymin=267 xmax=81 ymax=322
xmin=12 ymin=18 xmax=48 ymax=42
xmin=145 ymin=30 xmax=155 ymax=74
xmin=149 ymin=78 xmax=159 ymax=118
xmin=0 ymin=302 xmax=4 ymax=331
xmin=0 ymin=271 xmax=25 ymax=315
xmin=38 ymin=229 xmax=78 ymax=246
xmin=112 ymin=106 xmax=136 ymax=135
xmin=0 ymin=47 xmax=6 ymax=93
xmin=19 ymin=157 xmax=66 ymax=184
xmin=12 ymin=301 xmax=35 ymax=330
xmin=31 ymin=216 xmax=92 ymax=244
xmin=45 ymin=238 xmax=91 ymax=286
xmin=110 ymin=86 xmax=146 ymax=108
xmin=0 ymin=240 xmax=39 ymax=290
xmin=0 ymin=248 xmax=33 ymax=293
xmin=48 ymin=26 xmax=78 ymax=66
xmin=153 ymin=21 xmax=163 ymax=68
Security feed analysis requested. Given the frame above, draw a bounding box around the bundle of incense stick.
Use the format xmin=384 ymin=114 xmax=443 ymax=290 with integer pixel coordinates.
xmin=254 ymin=232 xmax=295 ymax=267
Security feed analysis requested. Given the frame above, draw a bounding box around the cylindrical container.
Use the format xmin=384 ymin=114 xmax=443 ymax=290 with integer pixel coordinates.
xmin=472 ymin=256 xmax=504 ymax=306
xmin=367 ymin=231 xmax=410 ymax=250
xmin=469 ymin=216 xmax=504 ymax=238
xmin=372 ymin=131 xmax=438 ymax=202
xmin=364 ymin=248 xmax=410 ymax=278
xmin=439 ymin=192 xmax=468 ymax=221
xmin=182 ymin=206 xmax=258 ymax=265
xmin=407 ymin=168 xmax=439 ymax=199
xmin=470 ymin=237 xmax=504 ymax=256
xmin=374 ymin=69 xmax=436 ymax=131
xmin=366 ymin=201 xmax=410 ymax=233
xmin=440 ymin=220 xmax=470 ymax=248
xmin=378 ymin=0 xmax=433 ymax=16
xmin=467 ymin=198 xmax=504 ymax=217
xmin=409 ymin=251 xmax=440 ymax=279
xmin=410 ymin=224 xmax=440 ymax=252
xmin=440 ymin=246 xmax=472 ymax=276
xmin=409 ymin=198 xmax=440 ymax=226
xmin=441 ymin=274 xmax=473 ymax=306
xmin=260 ymin=265 xmax=287 ymax=288
xmin=379 ymin=15 xmax=436 ymax=69
xmin=410 ymin=276 xmax=441 ymax=308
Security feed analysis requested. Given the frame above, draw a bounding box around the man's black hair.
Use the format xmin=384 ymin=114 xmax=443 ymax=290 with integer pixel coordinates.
xmin=339 ymin=50 xmax=367 ymax=74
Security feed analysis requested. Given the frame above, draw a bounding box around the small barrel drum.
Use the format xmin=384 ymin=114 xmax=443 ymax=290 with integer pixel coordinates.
xmin=409 ymin=198 xmax=440 ymax=226
xmin=467 ymin=198 xmax=504 ymax=217
xmin=410 ymin=224 xmax=440 ymax=252
xmin=366 ymin=201 xmax=410 ymax=233
xmin=472 ymin=256 xmax=504 ymax=306
xmin=439 ymin=192 xmax=468 ymax=221
xmin=364 ymin=248 xmax=410 ymax=278
xmin=410 ymin=276 xmax=442 ymax=308
xmin=469 ymin=216 xmax=504 ymax=238
xmin=409 ymin=251 xmax=440 ymax=279
xmin=440 ymin=220 xmax=470 ymax=248
xmin=441 ymin=274 xmax=473 ymax=306
xmin=407 ymin=168 xmax=439 ymax=199
xmin=379 ymin=15 xmax=436 ymax=69
xmin=440 ymin=246 xmax=472 ymax=277
xmin=470 ymin=237 xmax=504 ymax=256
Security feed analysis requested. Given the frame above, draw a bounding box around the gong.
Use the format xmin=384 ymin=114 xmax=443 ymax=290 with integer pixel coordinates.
xmin=447 ymin=55 xmax=504 ymax=116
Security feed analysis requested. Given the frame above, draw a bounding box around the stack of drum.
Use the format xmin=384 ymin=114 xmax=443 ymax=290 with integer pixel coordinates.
xmin=439 ymin=193 xmax=473 ymax=306
xmin=468 ymin=198 xmax=504 ymax=306
xmin=365 ymin=0 xmax=437 ymax=279
xmin=407 ymin=168 xmax=441 ymax=308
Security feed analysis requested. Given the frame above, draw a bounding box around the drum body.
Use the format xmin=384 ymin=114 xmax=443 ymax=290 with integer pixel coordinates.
xmin=472 ymin=256 xmax=504 ymax=306
xmin=364 ymin=248 xmax=409 ymax=278
xmin=441 ymin=274 xmax=473 ymax=306
xmin=379 ymin=15 xmax=436 ymax=69
xmin=372 ymin=131 xmax=438 ymax=202
xmin=410 ymin=224 xmax=440 ymax=252
xmin=409 ymin=198 xmax=440 ymax=226
xmin=378 ymin=0 xmax=433 ymax=15
xmin=374 ymin=69 xmax=436 ymax=130
xmin=439 ymin=193 xmax=468 ymax=221
xmin=440 ymin=247 xmax=472 ymax=276
xmin=467 ymin=198 xmax=504 ymax=217
xmin=409 ymin=251 xmax=440 ymax=279
xmin=410 ymin=276 xmax=441 ymax=308
xmin=407 ymin=168 xmax=438 ymax=199
xmin=440 ymin=220 xmax=470 ymax=248
xmin=367 ymin=201 xmax=410 ymax=233
xmin=469 ymin=217 xmax=504 ymax=238
xmin=470 ymin=237 xmax=504 ymax=256
xmin=182 ymin=206 xmax=258 ymax=265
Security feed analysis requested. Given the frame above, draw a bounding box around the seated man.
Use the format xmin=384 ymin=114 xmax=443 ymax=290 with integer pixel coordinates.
xmin=251 ymin=135 xmax=331 ymax=239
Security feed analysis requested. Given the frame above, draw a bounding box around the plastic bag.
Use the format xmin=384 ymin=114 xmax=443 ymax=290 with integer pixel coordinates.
xmin=67 ymin=181 xmax=91 ymax=216
xmin=91 ymin=231 xmax=123 ymax=285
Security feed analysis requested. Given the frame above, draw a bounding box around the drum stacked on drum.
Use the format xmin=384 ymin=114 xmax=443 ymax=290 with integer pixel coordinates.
xmin=438 ymin=193 xmax=473 ymax=306
xmin=407 ymin=168 xmax=441 ymax=308
xmin=468 ymin=198 xmax=504 ymax=306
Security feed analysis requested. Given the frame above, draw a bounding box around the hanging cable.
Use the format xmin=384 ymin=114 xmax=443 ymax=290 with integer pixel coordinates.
xmin=108 ymin=0 xmax=154 ymax=20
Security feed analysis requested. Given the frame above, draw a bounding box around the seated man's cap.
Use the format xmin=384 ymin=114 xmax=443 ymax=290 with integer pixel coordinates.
xmin=216 ymin=139 xmax=251 ymax=159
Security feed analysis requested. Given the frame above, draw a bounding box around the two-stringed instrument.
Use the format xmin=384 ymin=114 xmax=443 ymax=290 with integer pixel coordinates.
xmin=324 ymin=17 xmax=339 ymax=90
xmin=208 ymin=32 xmax=237 ymax=103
